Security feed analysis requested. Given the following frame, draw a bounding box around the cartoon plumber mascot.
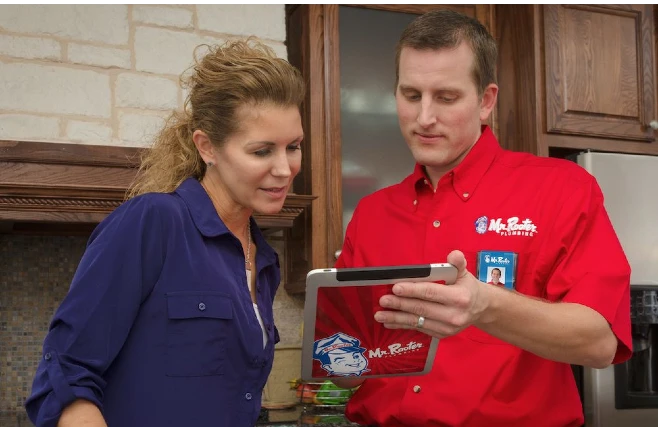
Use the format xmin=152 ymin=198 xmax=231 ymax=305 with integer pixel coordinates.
xmin=313 ymin=332 xmax=370 ymax=377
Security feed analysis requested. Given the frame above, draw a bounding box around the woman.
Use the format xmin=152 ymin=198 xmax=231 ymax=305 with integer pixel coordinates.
xmin=25 ymin=39 xmax=305 ymax=427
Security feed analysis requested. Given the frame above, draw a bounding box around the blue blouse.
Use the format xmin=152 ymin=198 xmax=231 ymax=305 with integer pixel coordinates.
xmin=25 ymin=177 xmax=282 ymax=427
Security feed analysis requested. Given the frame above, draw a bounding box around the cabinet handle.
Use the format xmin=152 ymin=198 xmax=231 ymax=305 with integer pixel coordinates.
xmin=648 ymin=120 xmax=658 ymax=130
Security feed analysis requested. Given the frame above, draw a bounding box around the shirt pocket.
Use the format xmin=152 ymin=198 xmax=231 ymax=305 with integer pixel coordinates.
xmin=165 ymin=291 xmax=233 ymax=377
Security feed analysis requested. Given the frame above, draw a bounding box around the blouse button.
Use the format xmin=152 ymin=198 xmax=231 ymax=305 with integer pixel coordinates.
xmin=463 ymin=192 xmax=470 ymax=198
xmin=413 ymin=385 xmax=421 ymax=393
xmin=433 ymin=220 xmax=441 ymax=228
xmin=198 ymin=302 xmax=206 ymax=311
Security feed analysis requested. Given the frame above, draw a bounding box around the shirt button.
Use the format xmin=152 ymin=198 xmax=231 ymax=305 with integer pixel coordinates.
xmin=413 ymin=199 xmax=418 ymax=206
xmin=413 ymin=385 xmax=421 ymax=393
xmin=433 ymin=220 xmax=441 ymax=228
xmin=245 ymin=392 xmax=252 ymax=400
xmin=198 ymin=302 xmax=206 ymax=311
xmin=463 ymin=192 xmax=470 ymax=198
xmin=423 ymin=179 xmax=429 ymax=186
xmin=44 ymin=352 xmax=52 ymax=361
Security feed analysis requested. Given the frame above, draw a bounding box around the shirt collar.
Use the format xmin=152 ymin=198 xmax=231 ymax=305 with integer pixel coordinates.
xmin=451 ymin=125 xmax=501 ymax=201
xmin=174 ymin=177 xmax=277 ymax=264
xmin=403 ymin=125 xmax=501 ymax=203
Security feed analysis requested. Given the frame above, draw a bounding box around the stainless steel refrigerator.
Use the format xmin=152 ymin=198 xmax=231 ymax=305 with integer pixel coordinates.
xmin=577 ymin=151 xmax=658 ymax=427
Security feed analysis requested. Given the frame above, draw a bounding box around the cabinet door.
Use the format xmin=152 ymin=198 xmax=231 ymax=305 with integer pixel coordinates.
xmin=544 ymin=5 xmax=655 ymax=142
xmin=286 ymin=5 xmax=495 ymax=277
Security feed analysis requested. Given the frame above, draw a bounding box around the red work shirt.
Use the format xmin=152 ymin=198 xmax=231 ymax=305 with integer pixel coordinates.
xmin=336 ymin=126 xmax=631 ymax=427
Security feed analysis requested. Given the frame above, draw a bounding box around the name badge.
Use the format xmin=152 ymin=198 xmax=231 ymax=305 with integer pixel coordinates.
xmin=477 ymin=251 xmax=517 ymax=290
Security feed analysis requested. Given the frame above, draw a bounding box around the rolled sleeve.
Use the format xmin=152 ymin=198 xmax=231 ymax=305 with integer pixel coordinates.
xmin=25 ymin=196 xmax=165 ymax=426
xmin=544 ymin=176 xmax=632 ymax=364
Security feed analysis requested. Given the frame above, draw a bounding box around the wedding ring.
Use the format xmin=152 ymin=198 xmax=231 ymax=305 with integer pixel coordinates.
xmin=416 ymin=315 xmax=425 ymax=329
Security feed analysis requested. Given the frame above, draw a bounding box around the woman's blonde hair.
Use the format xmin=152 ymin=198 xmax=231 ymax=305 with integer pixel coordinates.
xmin=127 ymin=38 xmax=305 ymax=198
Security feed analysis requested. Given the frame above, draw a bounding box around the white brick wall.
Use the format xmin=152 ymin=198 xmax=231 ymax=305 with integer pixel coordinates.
xmin=0 ymin=4 xmax=288 ymax=147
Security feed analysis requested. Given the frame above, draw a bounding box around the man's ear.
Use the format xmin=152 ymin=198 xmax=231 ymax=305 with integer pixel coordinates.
xmin=192 ymin=130 xmax=215 ymax=164
xmin=479 ymin=83 xmax=499 ymax=122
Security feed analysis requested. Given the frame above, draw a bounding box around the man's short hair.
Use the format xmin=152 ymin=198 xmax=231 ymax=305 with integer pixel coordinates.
xmin=395 ymin=9 xmax=498 ymax=96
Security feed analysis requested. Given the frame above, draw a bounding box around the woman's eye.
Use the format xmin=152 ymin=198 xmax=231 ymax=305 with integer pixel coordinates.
xmin=254 ymin=149 xmax=271 ymax=157
xmin=287 ymin=144 xmax=301 ymax=152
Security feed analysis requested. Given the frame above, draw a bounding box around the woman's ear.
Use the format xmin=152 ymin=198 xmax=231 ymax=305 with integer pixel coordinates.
xmin=192 ymin=130 xmax=215 ymax=165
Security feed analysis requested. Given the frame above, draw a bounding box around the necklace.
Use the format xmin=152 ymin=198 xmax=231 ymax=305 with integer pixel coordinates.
xmin=245 ymin=220 xmax=252 ymax=269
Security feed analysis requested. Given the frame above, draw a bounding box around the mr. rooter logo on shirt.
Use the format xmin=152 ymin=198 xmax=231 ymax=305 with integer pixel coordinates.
xmin=475 ymin=216 xmax=538 ymax=237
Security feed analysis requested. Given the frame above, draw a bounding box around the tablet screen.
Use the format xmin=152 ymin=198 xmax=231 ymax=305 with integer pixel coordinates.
xmin=309 ymin=283 xmax=435 ymax=378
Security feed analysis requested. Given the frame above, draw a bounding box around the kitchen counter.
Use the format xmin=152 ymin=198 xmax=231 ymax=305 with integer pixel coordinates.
xmin=257 ymin=404 xmax=362 ymax=426
xmin=1 ymin=407 xmax=362 ymax=427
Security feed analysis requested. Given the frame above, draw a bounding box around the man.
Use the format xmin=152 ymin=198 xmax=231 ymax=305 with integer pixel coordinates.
xmin=487 ymin=267 xmax=504 ymax=286
xmin=334 ymin=9 xmax=631 ymax=427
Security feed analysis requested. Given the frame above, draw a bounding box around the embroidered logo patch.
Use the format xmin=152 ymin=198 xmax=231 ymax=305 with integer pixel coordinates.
xmin=475 ymin=216 xmax=488 ymax=234
xmin=475 ymin=216 xmax=538 ymax=237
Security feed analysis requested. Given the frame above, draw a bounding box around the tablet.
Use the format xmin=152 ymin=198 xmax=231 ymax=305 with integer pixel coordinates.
xmin=301 ymin=263 xmax=458 ymax=381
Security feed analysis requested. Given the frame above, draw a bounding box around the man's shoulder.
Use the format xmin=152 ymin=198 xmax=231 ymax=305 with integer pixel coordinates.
xmin=497 ymin=150 xmax=594 ymax=186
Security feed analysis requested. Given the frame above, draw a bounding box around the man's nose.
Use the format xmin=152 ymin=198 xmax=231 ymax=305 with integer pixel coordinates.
xmin=417 ymin=99 xmax=437 ymax=128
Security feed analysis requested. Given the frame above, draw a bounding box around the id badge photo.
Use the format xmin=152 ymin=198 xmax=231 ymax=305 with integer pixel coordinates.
xmin=476 ymin=251 xmax=518 ymax=290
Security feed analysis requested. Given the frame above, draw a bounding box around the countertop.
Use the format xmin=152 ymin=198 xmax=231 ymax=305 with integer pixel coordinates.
xmin=1 ymin=406 xmax=361 ymax=427
xmin=257 ymin=404 xmax=362 ymax=426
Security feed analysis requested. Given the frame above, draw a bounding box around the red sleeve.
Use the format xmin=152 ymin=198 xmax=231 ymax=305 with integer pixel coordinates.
xmin=335 ymin=203 xmax=362 ymax=269
xmin=544 ymin=174 xmax=631 ymax=364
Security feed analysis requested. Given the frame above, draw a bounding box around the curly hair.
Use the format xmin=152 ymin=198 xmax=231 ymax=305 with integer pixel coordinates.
xmin=127 ymin=38 xmax=305 ymax=198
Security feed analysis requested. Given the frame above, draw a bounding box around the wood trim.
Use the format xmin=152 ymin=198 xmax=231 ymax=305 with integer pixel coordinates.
xmin=323 ymin=4 xmax=343 ymax=267
xmin=0 ymin=139 xmax=313 ymax=229
xmin=0 ymin=140 xmax=141 ymax=167
xmin=350 ymin=4 xmax=476 ymax=16
xmin=545 ymin=133 xmax=658 ymax=155
xmin=496 ymin=5 xmax=544 ymax=155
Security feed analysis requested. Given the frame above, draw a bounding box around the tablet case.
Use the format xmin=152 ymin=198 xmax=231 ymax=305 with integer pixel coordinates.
xmin=301 ymin=264 xmax=457 ymax=381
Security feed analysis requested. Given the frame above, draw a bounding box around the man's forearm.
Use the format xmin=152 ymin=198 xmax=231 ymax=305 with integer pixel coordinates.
xmin=58 ymin=399 xmax=107 ymax=427
xmin=476 ymin=285 xmax=618 ymax=368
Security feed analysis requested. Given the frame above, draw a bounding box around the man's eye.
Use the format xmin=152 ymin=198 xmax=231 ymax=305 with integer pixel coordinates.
xmin=406 ymin=94 xmax=420 ymax=101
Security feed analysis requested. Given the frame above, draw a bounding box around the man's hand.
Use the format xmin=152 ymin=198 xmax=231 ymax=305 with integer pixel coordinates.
xmin=374 ymin=250 xmax=491 ymax=338
xmin=373 ymin=250 xmax=620 ymax=368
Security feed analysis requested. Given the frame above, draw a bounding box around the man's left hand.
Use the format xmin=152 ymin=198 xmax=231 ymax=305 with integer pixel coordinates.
xmin=374 ymin=250 xmax=492 ymax=338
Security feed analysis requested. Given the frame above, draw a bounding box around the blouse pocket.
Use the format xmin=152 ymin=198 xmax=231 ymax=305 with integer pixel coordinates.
xmin=165 ymin=291 xmax=233 ymax=377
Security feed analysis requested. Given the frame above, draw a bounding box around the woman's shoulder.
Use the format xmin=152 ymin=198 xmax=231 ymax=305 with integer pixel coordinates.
xmin=100 ymin=191 xmax=186 ymax=232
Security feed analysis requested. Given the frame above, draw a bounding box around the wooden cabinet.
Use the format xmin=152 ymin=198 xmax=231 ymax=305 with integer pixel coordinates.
xmin=286 ymin=4 xmax=494 ymax=292
xmin=497 ymin=4 xmax=658 ymax=156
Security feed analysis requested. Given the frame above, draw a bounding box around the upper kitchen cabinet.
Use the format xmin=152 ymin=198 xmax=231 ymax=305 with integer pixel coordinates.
xmin=285 ymin=5 xmax=495 ymax=291
xmin=497 ymin=5 xmax=658 ymax=156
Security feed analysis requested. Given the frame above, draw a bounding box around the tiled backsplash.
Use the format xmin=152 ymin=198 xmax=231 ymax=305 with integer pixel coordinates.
xmin=0 ymin=233 xmax=304 ymax=413
xmin=0 ymin=235 xmax=87 ymax=412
